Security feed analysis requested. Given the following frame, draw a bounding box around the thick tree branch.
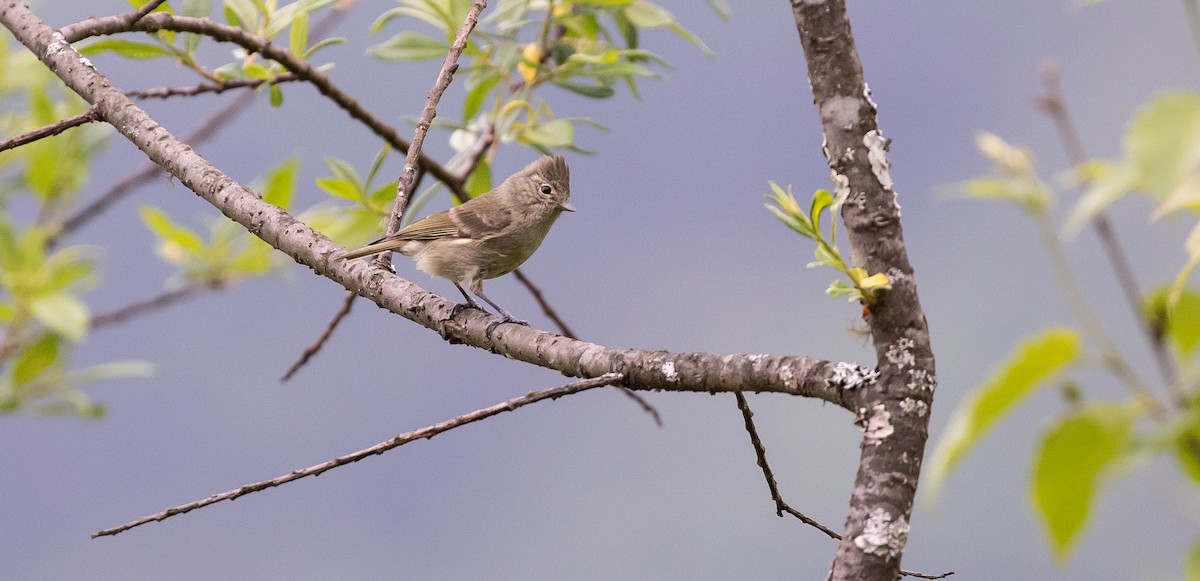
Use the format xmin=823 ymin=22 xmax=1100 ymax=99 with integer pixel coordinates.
xmin=93 ymin=372 xmax=627 ymax=538
xmin=1 ymin=1 xmax=855 ymax=405
xmin=790 ymin=1 xmax=937 ymax=579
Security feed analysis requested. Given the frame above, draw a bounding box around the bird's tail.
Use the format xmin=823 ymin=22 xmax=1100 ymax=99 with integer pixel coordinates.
xmin=339 ymin=237 xmax=401 ymax=260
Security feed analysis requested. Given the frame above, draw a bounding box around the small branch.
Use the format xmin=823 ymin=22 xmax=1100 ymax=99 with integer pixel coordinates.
xmin=0 ymin=106 xmax=99 ymax=153
xmin=92 ymin=281 xmax=226 ymax=329
xmin=1035 ymin=60 xmax=1181 ymax=401
xmin=734 ymin=392 xmax=840 ymax=540
xmin=735 ymin=392 xmax=953 ymax=579
xmin=49 ymin=90 xmax=257 ymax=247
xmin=127 ymin=74 xmax=300 ymax=99
xmin=92 ymin=372 xmax=626 ymax=538
xmin=511 ymin=269 xmax=577 ymax=339
xmin=280 ymin=290 xmax=355 ymax=382
xmin=382 ymin=0 xmax=487 ymax=246
xmin=126 ymin=0 xmax=168 ymax=26
xmin=1182 ymin=0 xmax=1200 ymax=60
xmin=61 ymin=14 xmax=467 ymax=200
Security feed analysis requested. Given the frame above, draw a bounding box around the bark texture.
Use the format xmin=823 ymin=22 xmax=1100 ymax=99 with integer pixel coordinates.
xmin=789 ymin=1 xmax=938 ymax=579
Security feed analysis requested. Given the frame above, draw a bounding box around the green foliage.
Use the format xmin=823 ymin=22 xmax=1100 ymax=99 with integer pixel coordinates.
xmin=924 ymin=328 xmax=1081 ymax=497
xmin=140 ymin=157 xmax=300 ymax=282
xmin=765 ymin=183 xmax=891 ymax=305
xmin=1031 ymin=402 xmax=1135 ymax=560
xmin=368 ymin=0 xmax=718 ymax=154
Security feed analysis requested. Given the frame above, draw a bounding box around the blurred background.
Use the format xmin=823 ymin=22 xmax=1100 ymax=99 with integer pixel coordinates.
xmin=3 ymin=1 xmax=1197 ymax=579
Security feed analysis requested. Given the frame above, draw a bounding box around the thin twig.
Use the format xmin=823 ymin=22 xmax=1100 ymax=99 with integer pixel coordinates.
xmin=734 ymin=393 xmax=952 ymax=579
xmin=734 ymin=392 xmax=840 ymax=539
xmin=0 ymin=106 xmax=99 ymax=153
xmin=1182 ymin=0 xmax=1200 ymax=60
xmin=1035 ymin=60 xmax=1181 ymax=401
xmin=92 ymin=281 xmax=226 ymax=329
xmin=49 ymin=90 xmax=255 ymax=246
xmin=381 ymin=0 xmax=488 ymax=247
xmin=92 ymin=372 xmax=625 ymax=538
xmin=281 ymin=290 xmax=355 ymax=382
xmin=127 ymin=74 xmax=300 ymax=99
xmin=126 ymin=0 xmax=168 ymax=26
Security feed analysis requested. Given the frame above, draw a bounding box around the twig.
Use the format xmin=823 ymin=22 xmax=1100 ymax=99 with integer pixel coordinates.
xmin=1035 ymin=60 xmax=1181 ymax=401
xmin=127 ymin=74 xmax=300 ymax=99
xmin=1182 ymin=0 xmax=1200 ymax=60
xmin=92 ymin=372 xmax=625 ymax=538
xmin=511 ymin=269 xmax=577 ymax=339
xmin=126 ymin=0 xmax=168 ymax=26
xmin=0 ymin=106 xmax=99 ymax=153
xmin=382 ymin=0 xmax=488 ymax=245
xmin=51 ymin=6 xmax=352 ymax=247
xmin=92 ymin=281 xmax=226 ymax=329
xmin=280 ymin=289 xmax=355 ymax=382
xmin=49 ymin=89 xmax=255 ymax=246
xmin=734 ymin=392 xmax=840 ymax=539
xmin=734 ymin=393 xmax=952 ymax=579
xmin=61 ymin=14 xmax=467 ymax=199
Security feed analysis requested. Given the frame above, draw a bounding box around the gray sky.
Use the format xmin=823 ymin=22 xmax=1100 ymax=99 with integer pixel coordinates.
xmin=4 ymin=1 xmax=1198 ymax=579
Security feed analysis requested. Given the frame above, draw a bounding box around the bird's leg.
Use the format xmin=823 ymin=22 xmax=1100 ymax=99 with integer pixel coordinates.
xmin=474 ymin=289 xmax=529 ymax=331
xmin=450 ymin=283 xmax=486 ymax=318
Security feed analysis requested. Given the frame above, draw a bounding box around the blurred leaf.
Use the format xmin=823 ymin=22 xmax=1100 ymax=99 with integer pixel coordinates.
xmin=368 ymin=31 xmax=450 ymax=61
xmin=139 ymin=206 xmax=205 ymax=255
xmin=464 ymin=158 xmax=491 ymax=197
xmin=269 ymin=83 xmax=284 ymax=107
xmin=1125 ymin=92 xmax=1200 ymax=199
xmin=555 ymin=80 xmax=616 ymax=99
xmin=624 ymin=0 xmax=673 ymax=28
xmin=370 ymin=6 xmax=445 ymax=34
xmin=925 ymin=328 xmax=1081 ymax=498
xmin=68 ymin=360 xmax=156 ymax=383
xmin=463 ymin=71 xmax=500 ymax=119
xmin=30 ymin=292 xmax=89 ymax=341
xmin=78 ymin=39 xmax=170 ymax=59
xmin=317 ymin=177 xmax=359 ymax=202
xmin=1143 ymin=285 xmax=1200 ymax=357
xmin=261 ymin=156 xmax=298 ymax=208
xmin=520 ymin=118 xmax=573 ymax=148
xmin=1063 ymin=160 xmax=1138 ymax=236
xmin=705 ymin=0 xmax=731 ymax=20
xmin=1189 ymin=536 xmax=1200 ymax=581
xmin=303 ymin=36 xmax=347 ymax=59
xmin=224 ymin=0 xmax=259 ymax=31
xmin=324 ymin=156 xmax=363 ymax=190
xmin=11 ymin=333 xmax=58 ymax=387
xmin=289 ymin=7 xmax=308 ymax=56
xmin=1032 ymin=402 xmax=1135 ymax=561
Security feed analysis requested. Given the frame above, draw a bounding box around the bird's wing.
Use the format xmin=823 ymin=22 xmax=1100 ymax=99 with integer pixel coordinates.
xmin=447 ymin=200 xmax=513 ymax=240
xmin=392 ymin=209 xmax=464 ymax=241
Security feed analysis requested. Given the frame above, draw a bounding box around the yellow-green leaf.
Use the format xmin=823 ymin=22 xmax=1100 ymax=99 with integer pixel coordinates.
xmin=925 ymin=327 xmax=1081 ymax=498
xmin=11 ymin=333 xmax=58 ymax=386
xmin=1188 ymin=536 xmax=1200 ymax=581
xmin=1125 ymin=92 xmax=1200 ymax=199
xmin=30 ymin=292 xmax=90 ymax=341
xmin=1032 ymin=402 xmax=1135 ymax=561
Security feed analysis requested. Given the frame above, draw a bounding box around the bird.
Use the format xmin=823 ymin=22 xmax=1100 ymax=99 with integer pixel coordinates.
xmin=340 ymin=155 xmax=574 ymax=325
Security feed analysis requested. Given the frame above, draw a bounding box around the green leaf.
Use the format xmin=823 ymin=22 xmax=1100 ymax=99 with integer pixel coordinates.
xmin=78 ymin=39 xmax=171 ymax=59
xmin=463 ymin=71 xmax=500 ymax=120
xmin=303 ymin=36 xmax=347 ymax=59
xmin=324 ymin=156 xmax=363 ymax=190
xmin=1032 ymin=402 xmax=1135 ymax=561
xmin=1188 ymin=536 xmax=1200 ymax=581
xmin=520 ymin=118 xmax=574 ymax=148
xmin=464 ymin=158 xmax=491 ymax=197
xmin=261 ymin=156 xmax=298 ymax=208
xmin=30 ymin=292 xmax=90 ymax=341
xmin=269 ymin=83 xmax=284 ymax=107
xmin=11 ymin=334 xmax=58 ymax=386
xmin=139 ymin=206 xmax=205 ymax=255
xmin=1143 ymin=285 xmax=1200 ymax=357
xmin=554 ymin=80 xmax=616 ymax=99
xmin=1063 ymin=160 xmax=1138 ymax=236
xmin=367 ymin=31 xmax=450 ymax=61
xmin=68 ymin=360 xmax=156 ymax=383
xmin=925 ymin=328 xmax=1082 ymax=498
xmin=289 ymin=7 xmax=308 ymax=56
xmin=624 ymin=0 xmax=673 ymax=28
xmin=316 ymin=177 xmax=360 ymax=202
xmin=1125 ymin=92 xmax=1200 ymax=199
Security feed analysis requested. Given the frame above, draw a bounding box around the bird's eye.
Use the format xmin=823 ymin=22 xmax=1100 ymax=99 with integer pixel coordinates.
xmin=539 ymin=184 xmax=553 ymax=196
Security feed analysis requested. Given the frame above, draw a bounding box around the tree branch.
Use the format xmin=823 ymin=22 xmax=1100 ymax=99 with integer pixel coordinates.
xmin=126 ymin=74 xmax=300 ymax=99
xmin=1 ymin=1 xmax=854 ymax=405
xmin=60 ymin=13 xmax=467 ymax=199
xmin=790 ymin=1 xmax=937 ymax=578
xmin=92 ymin=280 xmax=227 ymax=329
xmin=92 ymin=372 xmax=627 ymax=538
xmin=0 ymin=105 xmax=99 ymax=153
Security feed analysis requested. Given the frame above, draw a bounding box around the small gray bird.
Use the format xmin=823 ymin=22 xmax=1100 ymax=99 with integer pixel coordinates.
xmin=340 ymin=155 xmax=574 ymax=325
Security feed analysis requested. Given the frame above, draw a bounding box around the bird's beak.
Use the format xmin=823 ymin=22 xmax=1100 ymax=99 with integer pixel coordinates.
xmin=559 ymin=201 xmax=576 ymax=212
